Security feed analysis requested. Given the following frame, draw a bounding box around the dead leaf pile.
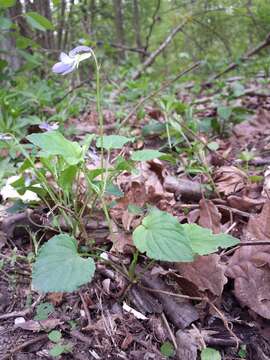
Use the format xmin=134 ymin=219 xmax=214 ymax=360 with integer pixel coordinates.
xmin=226 ymin=201 xmax=270 ymax=319
xmin=111 ymin=160 xmax=175 ymax=231
xmin=233 ymin=109 xmax=270 ymax=141
xmin=214 ymin=166 xmax=247 ymax=195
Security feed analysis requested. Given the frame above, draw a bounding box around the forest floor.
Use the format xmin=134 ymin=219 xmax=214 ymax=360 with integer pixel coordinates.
xmin=1 ymin=75 xmax=270 ymax=360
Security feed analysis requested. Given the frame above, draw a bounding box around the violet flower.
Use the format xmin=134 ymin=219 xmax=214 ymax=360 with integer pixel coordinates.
xmin=52 ymin=46 xmax=92 ymax=75
xmin=39 ymin=122 xmax=59 ymax=132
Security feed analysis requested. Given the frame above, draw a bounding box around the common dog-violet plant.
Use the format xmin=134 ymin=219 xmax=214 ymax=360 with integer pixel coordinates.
xmin=8 ymin=45 xmax=240 ymax=293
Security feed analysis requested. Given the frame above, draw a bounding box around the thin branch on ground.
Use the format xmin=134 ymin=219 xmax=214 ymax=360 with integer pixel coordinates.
xmin=119 ymin=61 xmax=201 ymax=128
xmin=0 ymin=334 xmax=48 ymax=360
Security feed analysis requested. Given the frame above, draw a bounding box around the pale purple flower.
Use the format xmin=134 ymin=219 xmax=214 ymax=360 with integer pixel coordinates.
xmin=39 ymin=122 xmax=59 ymax=132
xmin=52 ymin=46 xmax=92 ymax=75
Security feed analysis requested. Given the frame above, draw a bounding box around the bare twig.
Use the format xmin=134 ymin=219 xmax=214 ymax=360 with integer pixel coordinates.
xmin=0 ymin=334 xmax=48 ymax=360
xmin=0 ymin=295 xmax=43 ymax=320
xmin=208 ymin=31 xmax=270 ymax=82
xmin=144 ymin=0 xmax=161 ymax=54
xmin=79 ymin=291 xmax=92 ymax=327
xmin=132 ymin=19 xmax=188 ymax=81
xmin=208 ymin=301 xmax=241 ymax=349
xmin=120 ymin=61 xmax=201 ymax=127
xmin=161 ymin=312 xmax=178 ymax=350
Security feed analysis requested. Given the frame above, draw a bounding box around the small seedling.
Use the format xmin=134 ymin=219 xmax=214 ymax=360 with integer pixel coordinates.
xmin=34 ymin=302 xmax=54 ymax=321
xmin=48 ymin=330 xmax=73 ymax=358
xmin=160 ymin=341 xmax=175 ymax=358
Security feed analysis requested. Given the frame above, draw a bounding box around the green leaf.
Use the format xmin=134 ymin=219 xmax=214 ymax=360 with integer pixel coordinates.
xmin=0 ymin=0 xmax=16 ymax=9
xmin=105 ymin=182 xmax=123 ymax=197
xmin=128 ymin=204 xmax=144 ymax=214
xmin=32 ymin=234 xmax=95 ymax=292
xmin=131 ymin=149 xmax=163 ymax=161
xmin=133 ymin=209 xmax=194 ymax=262
xmin=58 ymin=165 xmax=77 ymax=193
xmin=25 ymin=12 xmax=54 ymax=31
xmin=160 ymin=341 xmax=175 ymax=357
xmin=96 ymin=135 xmax=132 ymax=150
xmin=183 ymin=224 xmax=239 ymax=255
xmin=201 ymin=348 xmax=221 ymax=360
xmin=27 ymin=131 xmax=82 ymax=165
xmin=15 ymin=35 xmax=38 ymax=49
xmin=48 ymin=330 xmax=62 ymax=343
xmin=0 ymin=17 xmax=12 ymax=30
xmin=217 ymin=106 xmax=232 ymax=121
xmin=49 ymin=344 xmax=66 ymax=357
xmin=34 ymin=302 xmax=55 ymax=320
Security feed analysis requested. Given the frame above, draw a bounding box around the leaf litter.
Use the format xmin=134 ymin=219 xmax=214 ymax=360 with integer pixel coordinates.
xmin=3 ymin=78 xmax=270 ymax=359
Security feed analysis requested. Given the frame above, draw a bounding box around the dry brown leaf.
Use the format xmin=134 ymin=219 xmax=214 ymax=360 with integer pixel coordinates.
xmin=199 ymin=199 xmax=221 ymax=234
xmin=262 ymin=166 xmax=270 ymax=198
xmin=214 ymin=166 xmax=247 ymax=195
xmin=233 ymin=109 xmax=270 ymax=140
xmin=176 ymin=254 xmax=227 ymax=297
xmin=226 ymin=201 xmax=270 ymax=318
xmin=47 ymin=292 xmax=63 ymax=306
xmin=111 ymin=160 xmax=175 ymax=230
xmin=109 ymin=225 xmax=134 ymax=254
xmin=227 ymin=195 xmax=264 ymax=211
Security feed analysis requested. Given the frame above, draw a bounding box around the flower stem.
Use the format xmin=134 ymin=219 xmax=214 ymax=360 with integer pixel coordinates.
xmin=90 ymin=49 xmax=104 ymax=174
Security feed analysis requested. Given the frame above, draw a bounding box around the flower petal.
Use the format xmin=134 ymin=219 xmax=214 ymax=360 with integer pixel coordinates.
xmin=52 ymin=62 xmax=73 ymax=74
xmin=60 ymin=52 xmax=73 ymax=64
xmin=61 ymin=62 xmax=77 ymax=75
xmin=69 ymin=46 xmax=91 ymax=57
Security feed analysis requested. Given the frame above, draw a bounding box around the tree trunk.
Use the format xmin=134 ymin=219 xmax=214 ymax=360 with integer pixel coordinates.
xmin=132 ymin=0 xmax=143 ymax=61
xmin=113 ymin=0 xmax=125 ymax=60
xmin=57 ymin=0 xmax=66 ymax=49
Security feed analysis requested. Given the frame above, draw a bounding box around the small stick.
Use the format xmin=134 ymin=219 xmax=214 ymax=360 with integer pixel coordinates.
xmin=79 ymin=291 xmax=92 ymax=327
xmin=0 ymin=334 xmax=48 ymax=360
xmin=161 ymin=312 xmax=178 ymax=350
xmin=0 ymin=295 xmax=43 ymax=320
xmin=208 ymin=301 xmax=241 ymax=349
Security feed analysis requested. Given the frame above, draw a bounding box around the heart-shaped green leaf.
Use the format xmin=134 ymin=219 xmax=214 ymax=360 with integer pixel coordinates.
xmin=131 ymin=149 xmax=163 ymax=161
xmin=96 ymin=135 xmax=132 ymax=150
xmin=32 ymin=234 xmax=95 ymax=292
xmin=27 ymin=131 xmax=82 ymax=165
xmin=133 ymin=209 xmax=194 ymax=262
xmin=182 ymin=223 xmax=239 ymax=255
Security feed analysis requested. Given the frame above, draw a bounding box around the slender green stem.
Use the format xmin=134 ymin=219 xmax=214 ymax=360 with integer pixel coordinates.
xmin=88 ymin=49 xmax=114 ymax=235
xmin=89 ymin=49 xmax=104 ymax=175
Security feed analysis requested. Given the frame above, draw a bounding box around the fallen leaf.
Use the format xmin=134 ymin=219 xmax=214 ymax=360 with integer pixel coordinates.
xmin=176 ymin=254 xmax=227 ymax=297
xmin=47 ymin=293 xmax=63 ymax=306
xmin=226 ymin=201 xmax=270 ymax=318
xmin=214 ymin=166 xmax=247 ymax=195
xmin=227 ymin=195 xmax=264 ymax=211
xmin=233 ymin=109 xmax=270 ymax=140
xmin=111 ymin=160 xmax=175 ymax=230
xmin=199 ymin=199 xmax=221 ymax=234
xmin=262 ymin=166 xmax=270 ymax=198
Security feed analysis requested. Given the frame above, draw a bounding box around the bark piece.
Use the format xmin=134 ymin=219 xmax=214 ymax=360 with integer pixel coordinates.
xmin=164 ymin=175 xmax=207 ymax=201
xmin=141 ymin=272 xmax=199 ymax=329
